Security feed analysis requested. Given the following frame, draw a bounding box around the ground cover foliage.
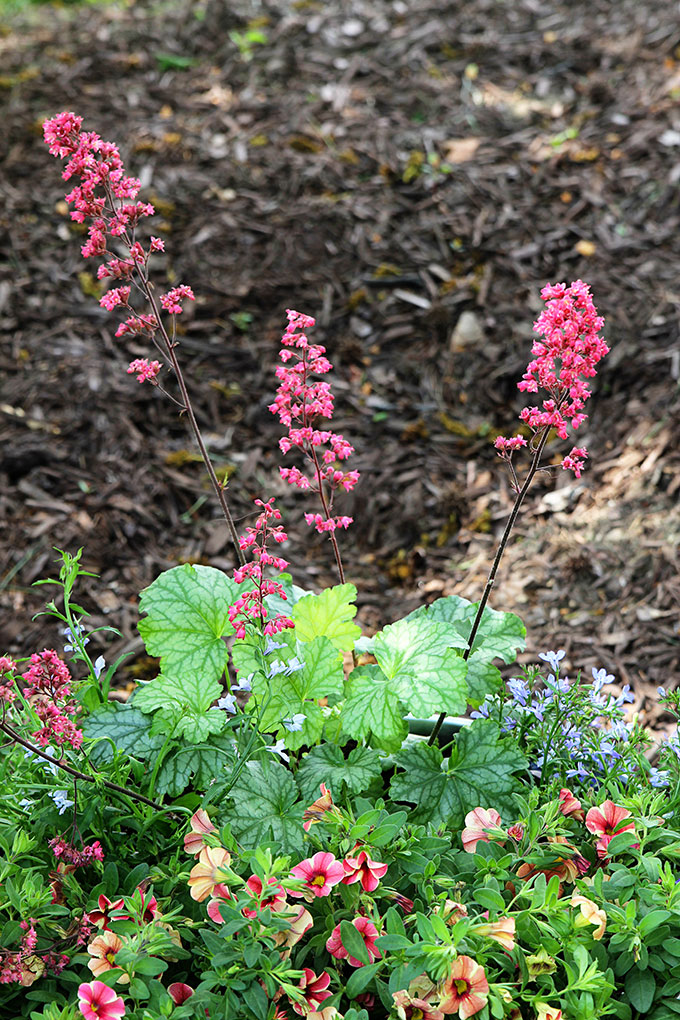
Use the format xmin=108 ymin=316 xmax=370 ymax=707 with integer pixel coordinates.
xmin=1 ymin=4 xmax=680 ymax=1015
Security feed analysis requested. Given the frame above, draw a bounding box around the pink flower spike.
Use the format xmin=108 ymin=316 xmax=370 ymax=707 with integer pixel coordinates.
xmin=342 ymin=847 xmax=388 ymax=892
xmin=289 ymin=851 xmax=345 ymax=898
xmin=461 ymin=807 xmax=504 ymax=853
xmin=127 ymin=359 xmax=161 ymax=384
xmin=77 ymin=980 xmax=125 ymax=1020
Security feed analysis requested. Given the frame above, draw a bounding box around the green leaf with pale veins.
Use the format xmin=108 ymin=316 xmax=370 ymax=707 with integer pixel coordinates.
xmin=253 ymin=636 xmax=344 ymax=750
xmin=390 ymin=720 xmax=527 ymax=828
xmin=341 ymin=665 xmax=407 ymax=752
xmin=82 ymin=704 xmax=165 ymax=762
xmin=155 ymin=736 xmax=236 ymax=797
xmin=419 ymin=595 xmax=526 ymax=662
xmin=297 ymin=744 xmax=385 ymax=802
xmin=138 ymin=564 xmax=247 ymax=681
xmin=133 ymin=673 xmax=225 ymax=743
xmin=293 ymin=584 xmax=361 ymax=650
xmin=229 ymin=760 xmax=303 ymax=851
xmin=373 ymin=617 xmax=468 ymax=717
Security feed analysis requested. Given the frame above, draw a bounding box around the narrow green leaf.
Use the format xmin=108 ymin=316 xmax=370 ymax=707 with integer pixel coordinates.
xmin=345 ymin=963 xmax=382 ymax=999
xmin=625 ymin=967 xmax=655 ymax=1013
xmin=340 ymin=919 xmax=371 ymax=966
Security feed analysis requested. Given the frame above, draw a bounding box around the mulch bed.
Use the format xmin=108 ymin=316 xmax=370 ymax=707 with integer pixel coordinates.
xmin=1 ymin=0 xmax=678 ymax=735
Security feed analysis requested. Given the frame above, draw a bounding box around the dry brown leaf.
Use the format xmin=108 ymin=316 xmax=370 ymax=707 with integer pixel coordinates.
xmin=443 ymin=137 xmax=482 ymax=163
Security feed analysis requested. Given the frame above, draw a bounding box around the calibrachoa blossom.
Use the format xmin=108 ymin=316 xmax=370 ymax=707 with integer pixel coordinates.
xmin=188 ymin=846 xmax=232 ymax=902
xmin=585 ymin=800 xmax=636 ymax=858
xmin=88 ymin=894 xmax=125 ymax=930
xmin=438 ymin=956 xmax=489 ymax=1018
xmin=535 ymin=1004 xmax=563 ymax=1020
xmin=184 ymin=807 xmax=217 ymax=856
xmin=470 ymin=917 xmax=516 ymax=952
xmin=571 ymin=894 xmax=607 ymax=939
xmin=289 ymin=851 xmax=345 ymax=898
xmin=558 ymin=788 xmax=585 ymax=821
xmin=272 ymin=905 xmax=314 ymax=951
xmin=461 ymin=807 xmax=504 ymax=853
xmin=341 ymin=847 xmax=388 ymax=892
xmin=291 ymin=968 xmax=332 ymax=1015
xmin=87 ymin=931 xmax=127 ymax=982
xmin=168 ymin=983 xmax=194 ymax=1005
xmin=77 ymin=980 xmax=126 ymax=1020
xmin=393 ymin=990 xmax=444 ymax=1020
xmin=242 ymin=875 xmax=287 ymax=918
xmin=495 ymin=280 xmax=607 ymax=477
xmin=302 ymin=782 xmax=335 ymax=831
xmin=326 ymin=916 xmax=382 ymax=967
xmin=270 ymin=309 xmax=360 ymax=535
xmin=227 ymin=497 xmax=294 ymax=639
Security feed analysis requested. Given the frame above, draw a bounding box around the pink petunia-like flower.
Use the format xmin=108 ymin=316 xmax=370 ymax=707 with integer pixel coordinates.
xmin=77 ymin=979 xmax=126 ymax=1020
xmin=326 ymin=916 xmax=382 ymax=968
xmin=87 ymin=894 xmax=125 ymax=930
xmin=342 ymin=847 xmax=388 ymax=892
xmin=289 ymin=852 xmax=345 ymax=898
xmin=242 ymin=875 xmax=287 ymax=918
xmin=461 ymin=808 xmax=504 ymax=853
xmin=393 ymin=990 xmax=444 ymax=1020
xmin=585 ymin=800 xmax=636 ymax=859
xmin=291 ymin=968 xmax=332 ymax=1015
xmin=558 ymin=788 xmax=585 ymax=821
xmin=184 ymin=808 xmax=217 ymax=856
xmin=438 ymin=956 xmax=489 ymax=1018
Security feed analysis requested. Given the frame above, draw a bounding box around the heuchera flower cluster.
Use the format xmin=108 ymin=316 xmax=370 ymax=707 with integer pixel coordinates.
xmin=495 ymin=280 xmax=608 ymax=478
xmin=43 ymin=111 xmax=196 ymax=384
xmin=270 ymin=310 xmax=359 ymax=534
xmin=227 ymin=498 xmax=295 ymax=640
xmin=48 ymin=836 xmax=104 ymax=868
xmin=21 ymin=649 xmax=83 ymax=750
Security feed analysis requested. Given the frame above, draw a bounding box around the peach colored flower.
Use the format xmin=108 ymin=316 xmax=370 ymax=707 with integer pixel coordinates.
xmin=272 ymin=904 xmax=314 ymax=951
xmin=461 ymin=808 xmax=504 ymax=853
xmin=435 ymin=900 xmax=468 ymax=926
xmin=571 ymin=894 xmax=607 ymax=940
xmin=184 ymin=808 xmax=216 ymax=856
xmin=87 ymin=931 xmax=128 ymax=983
xmin=303 ymin=783 xmax=335 ymax=832
xmin=558 ymin=788 xmax=584 ymax=821
xmin=471 ymin=916 xmax=516 ymax=952
xmin=585 ymin=800 xmax=636 ymax=859
xmin=535 ymin=1003 xmax=562 ymax=1020
xmin=188 ymin=845 xmax=232 ymax=902
xmin=516 ymin=835 xmax=588 ymax=885
xmin=393 ymin=989 xmax=444 ymax=1020
xmin=439 ymin=956 xmax=489 ymax=1018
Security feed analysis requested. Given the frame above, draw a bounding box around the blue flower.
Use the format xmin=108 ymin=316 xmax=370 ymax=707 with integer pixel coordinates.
xmin=282 ymin=713 xmax=306 ymax=732
xmin=50 ymin=790 xmax=74 ymax=815
xmin=264 ymin=638 xmax=287 ymax=656
xmin=539 ymin=650 xmax=565 ymax=674
xmin=657 ymin=686 xmax=667 ymax=698
xmin=265 ymin=739 xmax=289 ymax=763
xmin=615 ymin=684 xmax=634 ymax=707
xmin=62 ymin=623 xmax=89 ymax=653
xmin=592 ymin=666 xmax=615 ymax=692
xmin=217 ymin=694 xmax=237 ymax=714
xmin=233 ymin=674 xmax=252 ymax=693
xmin=470 ymin=699 xmax=491 ymax=719
xmin=507 ymin=678 xmax=529 ymax=706
xmin=649 ymin=768 xmax=670 ymax=788
xmin=93 ymin=655 xmax=106 ymax=680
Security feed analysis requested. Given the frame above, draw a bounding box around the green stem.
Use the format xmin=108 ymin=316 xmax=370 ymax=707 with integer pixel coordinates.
xmin=428 ymin=427 xmax=552 ymax=746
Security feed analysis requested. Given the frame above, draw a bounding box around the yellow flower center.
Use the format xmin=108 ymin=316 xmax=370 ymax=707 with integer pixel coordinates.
xmin=455 ymin=979 xmax=469 ymax=994
xmin=311 ymin=874 xmax=326 ymax=886
xmin=412 ymin=1009 xmax=424 ymax=1019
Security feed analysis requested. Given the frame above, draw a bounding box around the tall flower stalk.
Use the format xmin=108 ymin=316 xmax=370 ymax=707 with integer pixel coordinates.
xmin=43 ymin=112 xmax=244 ymax=566
xmin=430 ymin=281 xmax=608 ymax=745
